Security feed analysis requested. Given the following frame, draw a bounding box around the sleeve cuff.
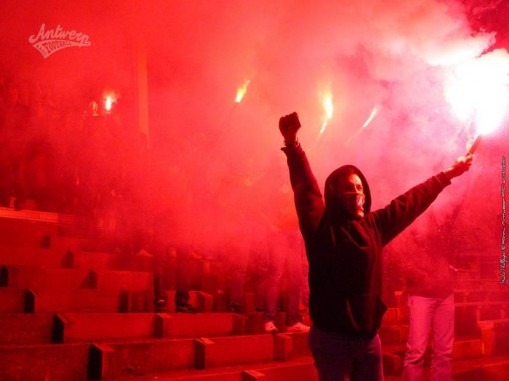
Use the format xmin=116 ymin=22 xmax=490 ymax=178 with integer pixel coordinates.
xmin=281 ymin=140 xmax=301 ymax=154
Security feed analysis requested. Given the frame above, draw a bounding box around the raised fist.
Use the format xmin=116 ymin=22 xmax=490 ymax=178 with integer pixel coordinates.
xmin=279 ymin=112 xmax=301 ymax=144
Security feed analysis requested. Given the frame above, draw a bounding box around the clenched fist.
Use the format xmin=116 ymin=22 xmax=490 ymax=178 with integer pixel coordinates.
xmin=279 ymin=112 xmax=301 ymax=144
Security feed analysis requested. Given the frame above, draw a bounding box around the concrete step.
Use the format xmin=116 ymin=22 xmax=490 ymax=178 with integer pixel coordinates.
xmin=62 ymin=249 xmax=154 ymax=272
xmin=28 ymin=289 xmax=124 ymax=313
xmin=453 ymin=354 xmax=509 ymax=381
xmin=455 ymin=289 xmax=509 ymax=303
xmin=90 ymin=334 xmax=287 ymax=379
xmin=1 ymin=265 xmax=95 ymax=292
xmin=380 ymin=323 xmax=409 ymax=345
xmin=55 ymin=312 xmax=158 ymax=342
xmin=0 ymin=287 xmax=29 ymax=312
xmin=251 ymin=358 xmax=318 ymax=381
xmin=453 ymin=337 xmax=483 ymax=360
xmin=50 ymin=235 xmax=92 ymax=252
xmin=455 ymin=301 xmax=509 ymax=337
xmin=0 ymin=212 xmax=59 ymax=248
xmin=0 ymin=313 xmax=56 ymax=344
xmin=2 ymin=266 xmax=155 ymax=306
xmin=89 ymin=338 xmax=196 ymax=379
xmin=94 ymin=269 xmax=153 ymax=292
xmin=194 ymin=334 xmax=276 ymax=369
xmin=0 ymin=342 xmax=90 ymax=381
xmin=53 ymin=312 xmax=243 ymax=343
xmin=0 ymin=245 xmax=66 ymax=267
xmin=99 ymin=356 xmax=318 ymax=381
xmin=159 ymin=312 xmax=244 ymax=338
xmin=61 ymin=249 xmax=126 ymax=271
xmin=478 ymin=319 xmax=509 ymax=356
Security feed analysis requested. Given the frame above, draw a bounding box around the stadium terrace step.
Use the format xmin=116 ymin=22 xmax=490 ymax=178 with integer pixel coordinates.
xmin=60 ymin=248 xmax=150 ymax=272
xmin=88 ymin=338 xmax=196 ymax=379
xmin=0 ymin=287 xmax=29 ymax=312
xmin=0 ymin=212 xmax=60 ymax=248
xmin=50 ymin=235 xmax=92 ymax=252
xmin=94 ymin=269 xmax=153 ymax=292
xmin=53 ymin=312 xmax=243 ymax=343
xmin=97 ymin=356 xmax=318 ymax=381
xmin=478 ymin=319 xmax=509 ymax=356
xmin=453 ymin=354 xmax=509 ymax=381
xmin=158 ymin=312 xmax=244 ymax=338
xmin=1 ymin=265 xmax=95 ymax=292
xmin=0 ymin=245 xmax=66 ymax=267
xmin=248 ymin=359 xmax=318 ymax=381
xmin=379 ymin=324 xmax=409 ymax=345
xmin=28 ymin=289 xmax=124 ymax=313
xmin=0 ymin=313 xmax=56 ymax=345
xmin=455 ymin=289 xmax=509 ymax=303
xmin=195 ymin=334 xmax=276 ymax=369
xmin=54 ymin=312 xmax=158 ymax=343
xmin=455 ymin=301 xmax=509 ymax=337
xmin=89 ymin=334 xmax=286 ymax=379
xmin=453 ymin=338 xmax=483 ymax=360
xmin=0 ymin=342 xmax=90 ymax=381
xmin=288 ymin=332 xmax=312 ymax=358
xmin=60 ymin=249 xmax=123 ymax=270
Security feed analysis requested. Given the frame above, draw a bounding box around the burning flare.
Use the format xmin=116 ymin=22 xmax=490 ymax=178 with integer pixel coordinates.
xmin=445 ymin=49 xmax=509 ymax=147
xmin=362 ymin=105 xmax=379 ymax=128
xmin=102 ymin=91 xmax=118 ymax=112
xmin=319 ymin=90 xmax=333 ymax=136
xmin=235 ymin=80 xmax=250 ymax=103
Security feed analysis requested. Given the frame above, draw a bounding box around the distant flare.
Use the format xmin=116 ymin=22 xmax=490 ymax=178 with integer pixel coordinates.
xmin=235 ymin=80 xmax=250 ymax=103
xmin=362 ymin=105 xmax=379 ymax=129
xmin=319 ymin=89 xmax=333 ymax=136
xmin=103 ymin=91 xmax=118 ymax=112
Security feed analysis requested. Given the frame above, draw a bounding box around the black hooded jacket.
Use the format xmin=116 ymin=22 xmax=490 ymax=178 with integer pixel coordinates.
xmin=282 ymin=143 xmax=451 ymax=334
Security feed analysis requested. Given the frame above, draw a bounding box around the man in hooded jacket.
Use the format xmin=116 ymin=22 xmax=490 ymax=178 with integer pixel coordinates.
xmin=278 ymin=112 xmax=473 ymax=381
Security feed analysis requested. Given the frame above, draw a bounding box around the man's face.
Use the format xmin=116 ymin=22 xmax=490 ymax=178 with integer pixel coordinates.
xmin=338 ymin=174 xmax=365 ymax=218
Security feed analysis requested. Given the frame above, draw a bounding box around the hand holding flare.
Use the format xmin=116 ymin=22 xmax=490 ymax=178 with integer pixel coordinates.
xmin=444 ymin=153 xmax=473 ymax=181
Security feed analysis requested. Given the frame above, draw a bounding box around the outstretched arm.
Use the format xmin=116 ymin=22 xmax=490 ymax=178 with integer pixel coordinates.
xmin=372 ymin=153 xmax=474 ymax=245
xmin=279 ymin=113 xmax=324 ymax=238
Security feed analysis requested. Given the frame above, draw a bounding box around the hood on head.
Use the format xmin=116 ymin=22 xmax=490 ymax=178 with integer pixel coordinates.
xmin=324 ymin=165 xmax=372 ymax=219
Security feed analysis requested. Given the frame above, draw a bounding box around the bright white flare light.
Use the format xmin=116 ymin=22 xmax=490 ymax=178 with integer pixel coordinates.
xmin=362 ymin=105 xmax=379 ymax=128
xmin=235 ymin=80 xmax=250 ymax=103
xmin=319 ymin=90 xmax=333 ymax=135
xmin=104 ymin=96 xmax=114 ymax=112
xmin=445 ymin=49 xmax=509 ymax=136
xmin=103 ymin=91 xmax=118 ymax=113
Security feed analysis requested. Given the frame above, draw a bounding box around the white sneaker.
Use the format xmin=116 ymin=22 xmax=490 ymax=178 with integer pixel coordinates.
xmin=286 ymin=322 xmax=310 ymax=333
xmin=264 ymin=321 xmax=279 ymax=334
